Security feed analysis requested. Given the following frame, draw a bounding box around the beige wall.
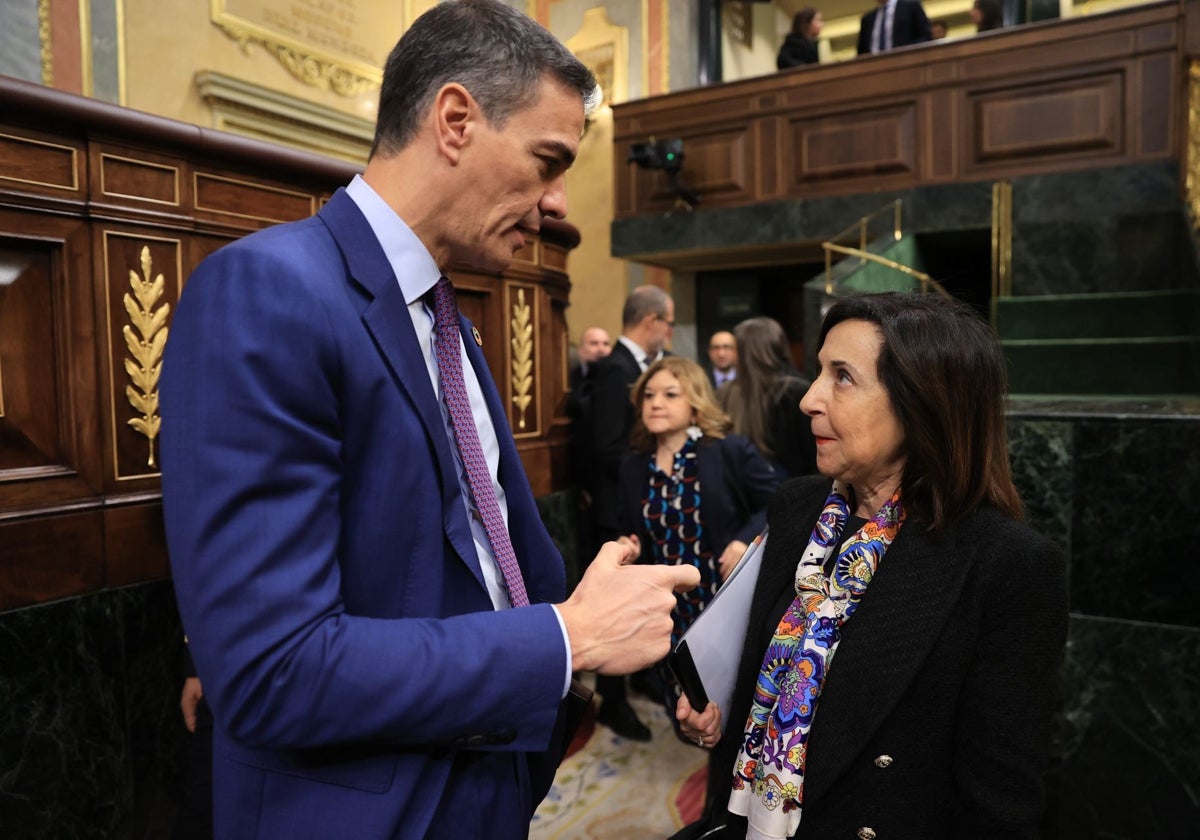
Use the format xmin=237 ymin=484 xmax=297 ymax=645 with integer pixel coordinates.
xmin=119 ymin=0 xmax=422 ymax=128
xmin=112 ymin=1 xmax=704 ymax=359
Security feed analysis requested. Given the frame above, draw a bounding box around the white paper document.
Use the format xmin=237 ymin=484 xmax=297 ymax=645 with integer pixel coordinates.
xmin=671 ymin=528 xmax=768 ymax=726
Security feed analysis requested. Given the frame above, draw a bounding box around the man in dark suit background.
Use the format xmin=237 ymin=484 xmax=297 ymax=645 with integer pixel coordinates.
xmin=708 ymin=329 xmax=737 ymax=390
xmin=578 ymin=284 xmax=675 ymax=741
xmin=159 ymin=3 xmax=697 ymax=838
xmin=857 ymin=0 xmax=933 ymax=54
xmin=565 ymin=326 xmax=612 ymax=423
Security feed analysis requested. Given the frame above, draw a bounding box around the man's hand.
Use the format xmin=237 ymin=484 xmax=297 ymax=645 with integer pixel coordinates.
xmin=180 ymin=676 xmax=204 ymax=733
xmin=558 ymin=540 xmax=699 ymax=675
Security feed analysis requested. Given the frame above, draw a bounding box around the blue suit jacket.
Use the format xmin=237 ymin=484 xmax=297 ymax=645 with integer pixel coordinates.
xmin=161 ymin=189 xmax=569 ymax=839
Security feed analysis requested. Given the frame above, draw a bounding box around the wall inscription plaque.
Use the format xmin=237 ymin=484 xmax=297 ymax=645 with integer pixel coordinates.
xmin=211 ymin=0 xmax=404 ymax=96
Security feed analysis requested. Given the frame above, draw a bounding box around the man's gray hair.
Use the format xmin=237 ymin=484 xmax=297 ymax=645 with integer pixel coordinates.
xmin=371 ymin=0 xmax=600 ymax=158
xmin=622 ymin=285 xmax=671 ymax=328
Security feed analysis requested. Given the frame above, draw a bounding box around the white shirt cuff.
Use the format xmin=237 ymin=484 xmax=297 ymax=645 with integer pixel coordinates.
xmin=549 ymin=604 xmax=573 ymax=698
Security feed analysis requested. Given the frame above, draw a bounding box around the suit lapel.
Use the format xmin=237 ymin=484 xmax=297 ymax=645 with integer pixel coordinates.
xmin=317 ymin=191 xmax=486 ymax=591
xmin=802 ymin=521 xmax=976 ymax=805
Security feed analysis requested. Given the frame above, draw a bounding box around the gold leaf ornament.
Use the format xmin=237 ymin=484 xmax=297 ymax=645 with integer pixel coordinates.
xmin=509 ymin=289 xmax=534 ymax=429
xmin=123 ymin=246 xmax=169 ymax=468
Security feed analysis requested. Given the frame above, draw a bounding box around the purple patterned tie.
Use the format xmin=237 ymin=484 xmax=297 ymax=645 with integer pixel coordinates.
xmin=430 ymin=276 xmax=530 ymax=608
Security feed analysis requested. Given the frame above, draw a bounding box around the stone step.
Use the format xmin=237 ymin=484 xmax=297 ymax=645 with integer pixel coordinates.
xmin=1004 ymin=335 xmax=1200 ymax=395
xmin=996 ymin=289 xmax=1200 ymax=340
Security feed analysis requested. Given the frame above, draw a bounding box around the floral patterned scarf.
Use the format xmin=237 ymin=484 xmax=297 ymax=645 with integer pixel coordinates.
xmin=726 ymin=480 xmax=905 ymax=839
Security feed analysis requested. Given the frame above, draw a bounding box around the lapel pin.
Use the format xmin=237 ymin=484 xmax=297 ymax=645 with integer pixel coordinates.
xmin=471 ymin=326 xmax=483 ymax=346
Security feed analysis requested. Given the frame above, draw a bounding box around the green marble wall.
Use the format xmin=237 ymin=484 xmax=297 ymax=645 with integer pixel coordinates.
xmin=1009 ymin=398 xmax=1200 ymax=839
xmin=0 ymin=582 xmax=185 ymax=839
xmin=612 ymin=161 xmax=1194 ymax=300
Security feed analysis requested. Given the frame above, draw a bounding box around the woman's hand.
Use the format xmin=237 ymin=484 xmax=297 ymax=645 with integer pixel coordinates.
xmin=676 ymin=694 xmax=722 ymax=749
xmin=717 ymin=540 xmax=747 ymax=581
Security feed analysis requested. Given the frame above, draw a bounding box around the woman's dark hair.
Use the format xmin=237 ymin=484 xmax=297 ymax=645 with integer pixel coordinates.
xmin=721 ymin=316 xmax=804 ymax=461
xmin=371 ymin=0 xmax=598 ymax=158
xmin=974 ymin=0 xmax=1003 ymax=32
xmin=818 ymin=292 xmax=1022 ymax=529
xmin=791 ymin=7 xmax=820 ymax=38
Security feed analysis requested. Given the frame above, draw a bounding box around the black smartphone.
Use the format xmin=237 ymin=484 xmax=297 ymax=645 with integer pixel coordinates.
xmin=668 ymin=639 xmax=709 ymax=710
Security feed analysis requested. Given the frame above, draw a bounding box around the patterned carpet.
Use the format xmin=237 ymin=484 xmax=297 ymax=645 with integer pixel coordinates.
xmin=532 ymin=687 xmax=709 ymax=840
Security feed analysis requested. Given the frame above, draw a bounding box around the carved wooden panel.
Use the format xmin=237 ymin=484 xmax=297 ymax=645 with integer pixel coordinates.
xmin=756 ymin=116 xmax=785 ymax=200
xmin=0 ymin=511 xmax=104 ymax=611
xmin=791 ymin=104 xmax=918 ymax=185
xmin=0 ymin=130 xmax=81 ymax=197
xmin=104 ymin=502 xmax=169 ymax=587
xmin=970 ymin=74 xmax=1123 ymax=168
xmin=0 ymin=214 xmax=101 ymax=514
xmin=612 ymin=1 xmax=1182 ymax=216
xmin=194 ymin=171 xmax=317 ymax=228
xmin=98 ymin=152 xmax=182 ymax=207
xmin=1137 ymin=54 xmax=1175 ymax=157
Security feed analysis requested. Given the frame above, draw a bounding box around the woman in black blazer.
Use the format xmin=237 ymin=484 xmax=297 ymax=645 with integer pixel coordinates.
xmin=675 ymin=293 xmax=1068 ymax=839
xmin=776 ymin=8 xmax=823 ymax=69
xmin=618 ymin=357 xmax=780 ymax=734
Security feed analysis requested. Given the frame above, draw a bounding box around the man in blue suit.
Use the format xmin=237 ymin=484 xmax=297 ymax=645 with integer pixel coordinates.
xmin=160 ymin=2 xmax=698 ymax=838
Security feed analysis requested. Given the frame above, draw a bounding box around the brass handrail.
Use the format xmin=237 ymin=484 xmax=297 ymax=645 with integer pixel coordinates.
xmin=823 ymin=198 xmax=915 ymax=295
xmin=822 ymin=243 xmax=951 ymax=298
xmin=825 ymin=198 xmax=904 ymax=255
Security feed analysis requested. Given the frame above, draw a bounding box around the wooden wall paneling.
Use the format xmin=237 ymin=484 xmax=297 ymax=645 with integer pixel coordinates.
xmin=791 ymin=103 xmax=919 ymax=189
xmin=186 ymin=232 xmax=240 ymax=283
xmin=0 ymin=213 xmax=102 ymax=513
xmin=0 ymin=510 xmax=105 ymax=611
xmin=451 ymin=269 xmax=500 ymax=389
xmin=545 ymin=286 xmax=572 ymax=493
xmin=789 ymin=65 xmax=926 ymax=113
xmin=0 ymin=127 xmax=84 ymax=206
xmin=103 ymin=499 xmax=169 ymax=587
xmin=88 ymin=142 xmax=192 ymax=227
xmin=653 ymin=126 xmax=752 ymax=212
xmin=96 ymin=227 xmax=185 ymax=493
xmin=614 ymin=139 xmax=636 ymax=218
xmin=928 ymin=88 xmax=958 ymax=181
xmin=1136 ymin=53 xmax=1176 ymax=157
xmin=968 ymin=72 xmax=1125 ymax=173
xmin=611 ymin=2 xmax=1184 ymax=218
xmin=756 ymin=116 xmax=785 ymax=200
xmin=192 ymin=169 xmax=318 ymax=233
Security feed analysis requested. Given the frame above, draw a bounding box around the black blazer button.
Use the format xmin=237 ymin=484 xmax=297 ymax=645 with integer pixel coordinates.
xmin=857 ymin=828 xmax=877 ymax=840
xmin=873 ymin=754 xmax=893 ymax=768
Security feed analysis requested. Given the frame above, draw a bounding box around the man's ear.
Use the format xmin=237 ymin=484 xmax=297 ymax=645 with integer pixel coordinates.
xmin=433 ymin=83 xmax=475 ymax=165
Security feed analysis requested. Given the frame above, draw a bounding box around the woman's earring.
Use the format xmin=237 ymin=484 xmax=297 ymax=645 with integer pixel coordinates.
xmin=687 ymin=422 xmax=702 ymax=441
